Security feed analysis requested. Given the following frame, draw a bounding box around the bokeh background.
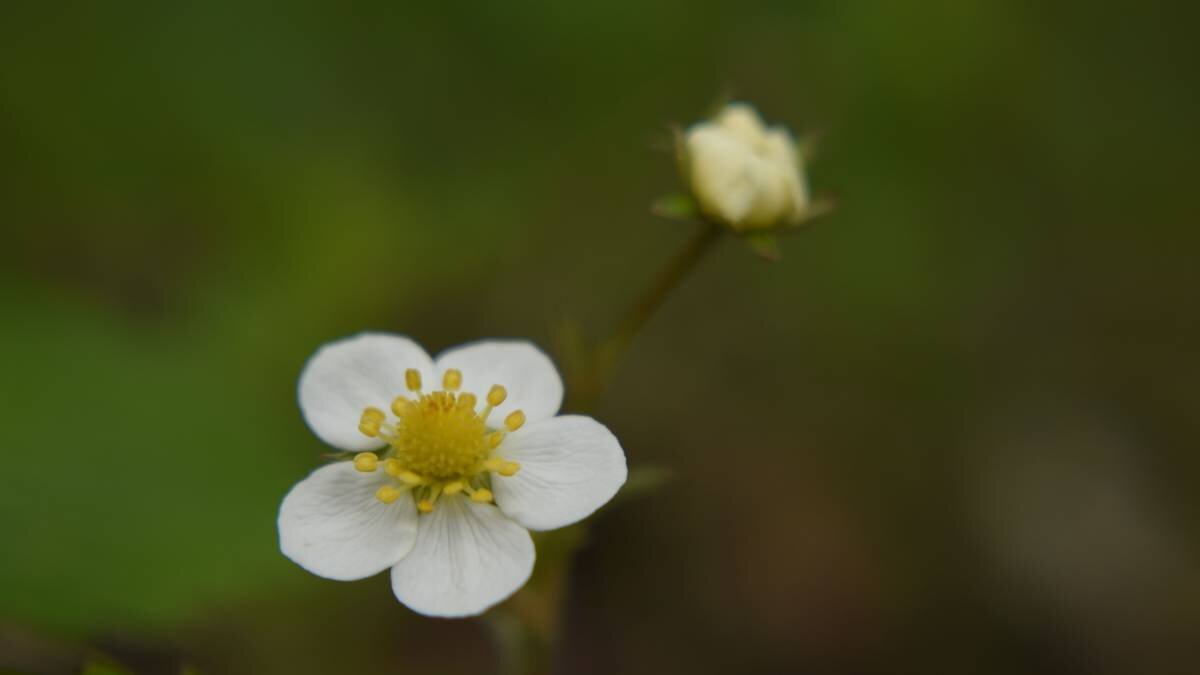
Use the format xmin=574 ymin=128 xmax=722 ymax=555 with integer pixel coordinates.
xmin=3 ymin=1 xmax=1198 ymax=674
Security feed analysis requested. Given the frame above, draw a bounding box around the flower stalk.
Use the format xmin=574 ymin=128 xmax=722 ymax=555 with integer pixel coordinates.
xmin=493 ymin=223 xmax=725 ymax=674
xmin=488 ymin=101 xmax=822 ymax=674
xmin=574 ymin=222 xmax=724 ymax=410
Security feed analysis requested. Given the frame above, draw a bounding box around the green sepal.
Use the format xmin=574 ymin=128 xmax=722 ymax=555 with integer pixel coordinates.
xmin=743 ymin=233 xmax=782 ymax=261
xmin=671 ymin=124 xmax=692 ymax=194
xmin=778 ymin=196 xmax=837 ymax=235
xmin=651 ymin=193 xmax=698 ymax=221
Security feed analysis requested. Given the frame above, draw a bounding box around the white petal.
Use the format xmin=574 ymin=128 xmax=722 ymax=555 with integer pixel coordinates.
xmin=762 ymin=128 xmax=810 ymax=222
xmin=298 ymin=332 xmax=435 ymax=451
xmin=434 ymin=340 xmax=563 ymax=424
xmin=685 ymin=125 xmax=760 ymax=225
xmin=278 ymin=462 xmax=418 ymax=581
xmin=390 ymin=497 xmax=534 ymax=617
xmin=492 ymin=415 xmax=627 ymax=531
xmin=716 ymin=102 xmax=768 ymax=149
xmin=739 ymin=159 xmax=792 ymax=229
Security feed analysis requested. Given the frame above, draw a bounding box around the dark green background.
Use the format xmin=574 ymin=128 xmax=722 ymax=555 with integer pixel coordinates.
xmin=2 ymin=1 xmax=1198 ymax=673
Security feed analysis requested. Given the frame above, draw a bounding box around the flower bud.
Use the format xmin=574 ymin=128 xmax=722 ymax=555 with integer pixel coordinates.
xmin=681 ymin=102 xmax=809 ymax=231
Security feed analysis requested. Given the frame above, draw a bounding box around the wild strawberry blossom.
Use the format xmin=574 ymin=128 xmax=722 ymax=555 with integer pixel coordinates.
xmin=278 ymin=333 xmax=627 ymax=617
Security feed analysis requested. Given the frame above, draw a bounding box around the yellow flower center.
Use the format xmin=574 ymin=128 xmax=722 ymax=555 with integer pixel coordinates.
xmin=393 ymin=391 xmax=490 ymax=478
xmin=352 ymin=368 xmax=525 ymax=513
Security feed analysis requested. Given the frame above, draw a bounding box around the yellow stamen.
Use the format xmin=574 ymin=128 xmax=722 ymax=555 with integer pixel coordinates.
xmin=391 ymin=396 xmax=411 ymax=416
xmin=405 ymin=368 xmax=422 ymax=392
xmin=504 ymin=410 xmax=525 ymax=431
xmin=353 ymin=452 xmax=379 ymax=472
xmin=383 ymin=458 xmax=402 ymax=476
xmin=359 ymin=407 xmax=385 ymax=437
xmin=417 ymin=484 xmax=443 ymax=513
xmin=375 ymin=485 xmax=401 ymax=504
xmin=398 ymin=470 xmax=425 ymax=486
xmin=470 ymin=488 xmax=493 ymax=503
xmin=363 ymin=369 xmax=528 ymax=491
xmin=484 ymin=458 xmax=520 ymax=476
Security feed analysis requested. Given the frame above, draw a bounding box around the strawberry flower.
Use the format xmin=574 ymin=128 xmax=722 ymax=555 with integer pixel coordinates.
xmin=278 ymin=333 xmax=627 ymax=617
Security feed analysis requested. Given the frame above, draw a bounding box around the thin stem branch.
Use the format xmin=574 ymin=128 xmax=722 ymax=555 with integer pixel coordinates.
xmin=580 ymin=223 xmax=723 ymax=407
xmin=613 ymin=224 xmax=722 ymax=354
xmin=496 ymin=223 xmax=723 ymax=675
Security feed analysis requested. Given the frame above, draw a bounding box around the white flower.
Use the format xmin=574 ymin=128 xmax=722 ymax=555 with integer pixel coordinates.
xmin=683 ymin=102 xmax=809 ymax=230
xmin=278 ymin=333 xmax=627 ymax=617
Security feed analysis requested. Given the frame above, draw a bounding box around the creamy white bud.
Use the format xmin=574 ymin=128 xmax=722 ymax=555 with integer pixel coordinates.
xmin=683 ymin=102 xmax=809 ymax=230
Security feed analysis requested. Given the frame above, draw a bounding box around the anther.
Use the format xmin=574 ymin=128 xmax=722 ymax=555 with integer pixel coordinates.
xmin=443 ymin=481 xmax=465 ymax=495
xmin=353 ymin=452 xmax=379 ymax=472
xmin=487 ymin=385 xmax=507 ymax=407
xmin=417 ymin=484 xmax=443 ymax=513
xmin=398 ymin=470 xmax=425 ymax=486
xmin=391 ymin=396 xmax=410 ymax=416
xmin=383 ymin=458 xmax=402 ymax=476
xmin=484 ymin=458 xmax=520 ymax=476
xmin=456 ymin=392 xmax=477 ymax=410
xmin=375 ymin=485 xmax=401 ymax=504
xmin=359 ymin=407 xmax=385 ymax=437
xmin=486 ymin=431 xmax=505 ymax=449
xmin=470 ymin=488 xmax=494 ymax=503
xmin=504 ymin=410 xmax=525 ymax=431
xmin=405 ymin=368 xmax=422 ymax=392
xmin=442 ymin=369 xmax=462 ymax=391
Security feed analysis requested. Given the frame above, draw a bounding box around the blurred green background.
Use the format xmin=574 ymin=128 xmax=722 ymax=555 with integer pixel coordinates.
xmin=2 ymin=1 xmax=1198 ymax=673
